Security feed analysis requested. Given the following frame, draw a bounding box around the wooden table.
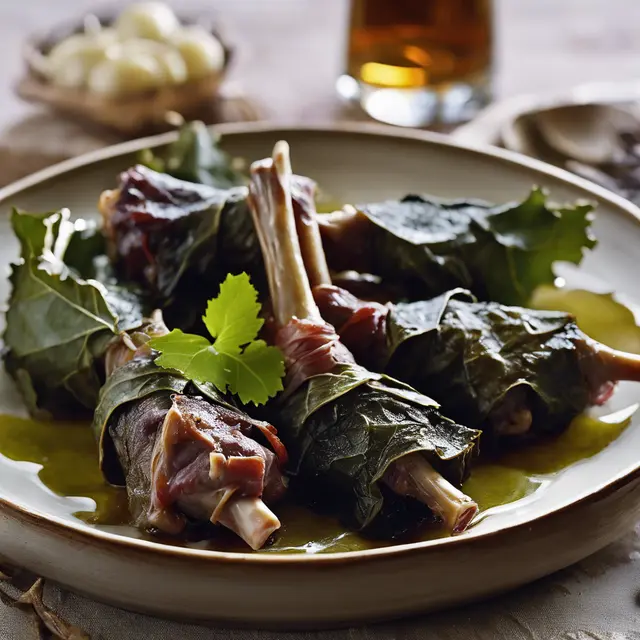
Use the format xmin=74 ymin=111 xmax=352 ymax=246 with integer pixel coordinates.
xmin=2 ymin=1 xmax=640 ymax=638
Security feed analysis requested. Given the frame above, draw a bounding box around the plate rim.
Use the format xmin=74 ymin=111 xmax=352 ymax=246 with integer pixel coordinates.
xmin=2 ymin=119 xmax=640 ymax=216
xmin=2 ymin=120 xmax=640 ymax=567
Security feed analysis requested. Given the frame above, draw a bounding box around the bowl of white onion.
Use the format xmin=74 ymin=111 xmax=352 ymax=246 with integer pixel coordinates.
xmin=17 ymin=2 xmax=232 ymax=135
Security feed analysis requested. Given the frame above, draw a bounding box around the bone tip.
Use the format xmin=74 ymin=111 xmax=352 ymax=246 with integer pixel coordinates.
xmin=248 ymin=518 xmax=281 ymax=550
xmin=228 ymin=497 xmax=281 ymax=551
xmin=272 ymin=140 xmax=292 ymax=177
xmin=249 ymin=157 xmax=273 ymax=176
xmin=150 ymin=308 xmax=164 ymax=324
xmin=452 ymin=501 xmax=478 ymax=534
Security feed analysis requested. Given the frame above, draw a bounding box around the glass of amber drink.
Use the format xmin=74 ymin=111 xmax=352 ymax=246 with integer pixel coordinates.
xmin=337 ymin=0 xmax=493 ymax=127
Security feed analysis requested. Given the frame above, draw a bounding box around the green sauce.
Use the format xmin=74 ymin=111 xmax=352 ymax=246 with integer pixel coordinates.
xmin=461 ymin=406 xmax=634 ymax=516
xmin=0 ymin=414 xmax=128 ymax=525
xmin=531 ymin=286 xmax=640 ymax=354
xmin=0 ymin=406 xmax=632 ymax=554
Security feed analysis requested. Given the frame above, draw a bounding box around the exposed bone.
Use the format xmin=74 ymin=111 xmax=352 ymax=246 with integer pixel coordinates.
xmin=291 ymin=177 xmax=332 ymax=288
xmin=205 ymin=452 xmax=279 ymax=548
xmin=217 ymin=497 xmax=281 ymax=551
xmin=383 ymin=452 xmax=478 ymax=534
xmin=593 ymin=340 xmax=640 ymax=383
xmin=316 ymin=205 xmax=358 ymax=229
xmin=248 ymin=141 xmax=321 ymax=326
xmin=97 ymin=187 xmax=120 ymax=242
xmin=149 ymin=399 xmax=281 ymax=549
xmin=248 ymin=142 xmax=477 ymax=535
xmin=210 ymin=486 xmax=238 ymax=524
xmin=302 ymin=205 xmax=359 ymax=274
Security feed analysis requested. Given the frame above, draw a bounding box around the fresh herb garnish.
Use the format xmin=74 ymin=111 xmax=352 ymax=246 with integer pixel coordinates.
xmin=149 ymin=273 xmax=285 ymax=405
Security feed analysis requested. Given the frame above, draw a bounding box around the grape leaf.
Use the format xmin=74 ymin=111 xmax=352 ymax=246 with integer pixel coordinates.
xmin=321 ymin=187 xmax=597 ymax=306
xmin=3 ymin=208 xmax=145 ymax=418
xmin=149 ymin=273 xmax=284 ymax=405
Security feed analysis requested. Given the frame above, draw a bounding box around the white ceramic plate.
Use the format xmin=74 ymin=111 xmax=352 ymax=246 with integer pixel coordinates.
xmin=0 ymin=123 xmax=639 ymax=628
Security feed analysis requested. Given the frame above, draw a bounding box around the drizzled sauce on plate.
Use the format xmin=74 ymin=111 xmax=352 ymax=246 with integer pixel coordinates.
xmin=0 ymin=405 xmax=631 ymax=554
xmin=0 ymin=283 xmax=636 ymax=553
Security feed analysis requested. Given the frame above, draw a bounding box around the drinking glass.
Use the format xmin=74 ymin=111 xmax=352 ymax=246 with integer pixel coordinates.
xmin=337 ymin=0 xmax=493 ymax=127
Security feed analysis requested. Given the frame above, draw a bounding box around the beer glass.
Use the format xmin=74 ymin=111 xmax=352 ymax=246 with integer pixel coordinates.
xmin=337 ymin=0 xmax=493 ymax=127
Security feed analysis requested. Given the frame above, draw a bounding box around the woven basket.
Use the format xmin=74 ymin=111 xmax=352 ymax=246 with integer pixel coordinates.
xmin=16 ymin=10 xmax=233 ymax=136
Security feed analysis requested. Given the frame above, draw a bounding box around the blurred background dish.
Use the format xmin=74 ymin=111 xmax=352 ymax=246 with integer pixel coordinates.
xmin=453 ymin=81 xmax=640 ymax=206
xmin=17 ymin=2 xmax=233 ymax=134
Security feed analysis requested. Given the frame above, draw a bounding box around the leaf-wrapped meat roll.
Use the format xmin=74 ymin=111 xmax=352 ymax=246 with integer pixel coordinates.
xmin=290 ymin=167 xmax=640 ymax=446
xmin=3 ymin=208 xmax=288 ymax=550
xmin=316 ymin=190 xmax=596 ymax=306
xmin=247 ymin=141 xmax=481 ymax=537
xmin=94 ymin=321 xmax=288 ymax=550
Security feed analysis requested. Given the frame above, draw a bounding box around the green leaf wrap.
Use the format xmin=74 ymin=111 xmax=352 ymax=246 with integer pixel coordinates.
xmin=91 ymin=355 xmax=232 ymax=485
xmin=354 ymin=188 xmax=596 ymax=306
xmin=3 ymin=209 xmax=144 ymax=418
xmin=385 ymin=292 xmax=592 ymax=437
xmin=278 ymin=364 xmax=479 ymax=533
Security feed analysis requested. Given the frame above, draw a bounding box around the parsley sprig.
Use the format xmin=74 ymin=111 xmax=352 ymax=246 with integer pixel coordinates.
xmin=149 ymin=273 xmax=285 ymax=405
